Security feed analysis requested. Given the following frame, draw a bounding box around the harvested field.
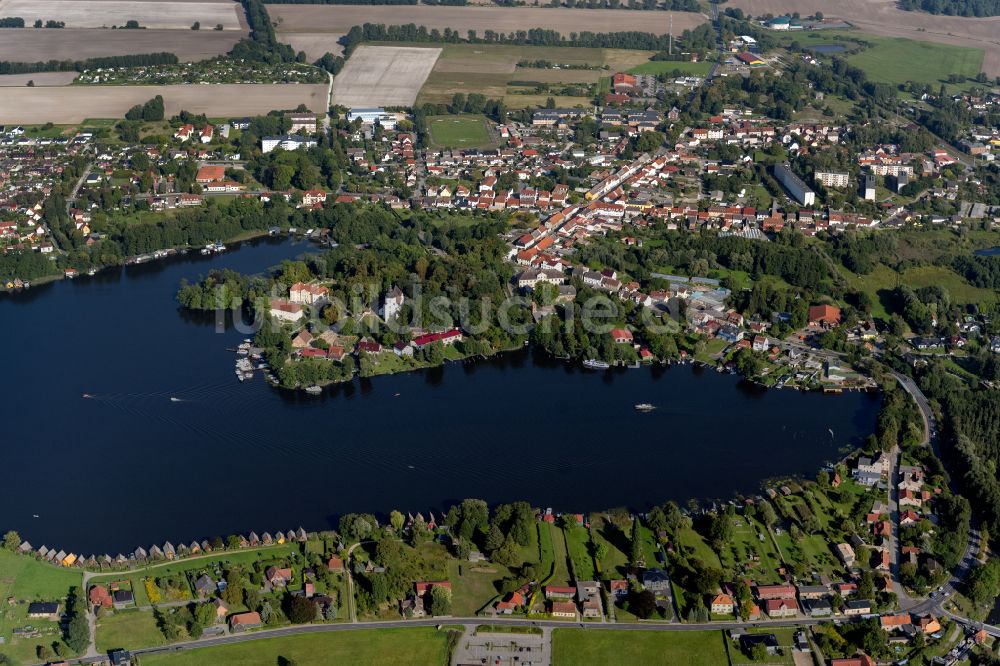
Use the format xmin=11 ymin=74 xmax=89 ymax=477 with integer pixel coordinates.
xmin=0 ymin=84 xmax=329 ymax=123
xmin=331 ymin=45 xmax=440 ymax=108
xmin=0 ymin=28 xmax=243 ymax=62
xmin=0 ymin=0 xmax=243 ymax=30
xmin=0 ymin=72 xmax=78 ymax=86
xmin=279 ymin=32 xmax=346 ymax=60
xmin=726 ymin=0 xmax=1000 ymax=76
xmin=270 ymin=5 xmax=706 ymax=36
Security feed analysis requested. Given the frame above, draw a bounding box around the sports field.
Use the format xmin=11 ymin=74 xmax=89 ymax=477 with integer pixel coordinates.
xmin=0 ymin=83 xmax=328 ymax=123
xmin=0 ymin=0 xmax=243 ymax=29
xmin=332 ymin=45 xmax=440 ymax=108
xmin=427 ymin=115 xmax=496 ymax=149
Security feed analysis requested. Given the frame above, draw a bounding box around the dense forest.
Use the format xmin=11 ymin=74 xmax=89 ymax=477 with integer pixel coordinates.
xmin=343 ymin=22 xmax=694 ymax=51
xmin=229 ymin=0 xmax=297 ymax=63
xmin=899 ymin=0 xmax=1000 ymax=16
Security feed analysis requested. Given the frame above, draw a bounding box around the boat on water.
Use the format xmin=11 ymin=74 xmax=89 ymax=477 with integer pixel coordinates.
xmin=200 ymin=242 xmax=226 ymax=255
xmin=305 ymin=385 xmax=322 ymax=395
xmin=634 ymin=403 xmax=657 ymax=412
xmin=582 ymin=359 xmax=610 ymax=370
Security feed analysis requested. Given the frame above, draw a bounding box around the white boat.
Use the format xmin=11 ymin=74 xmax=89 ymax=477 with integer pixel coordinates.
xmin=582 ymin=359 xmax=610 ymax=369
xmin=634 ymin=403 xmax=657 ymax=412
xmin=305 ymin=385 xmax=322 ymax=395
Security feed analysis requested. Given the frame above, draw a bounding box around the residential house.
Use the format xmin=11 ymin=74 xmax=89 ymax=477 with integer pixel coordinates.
xmin=711 ymin=594 xmax=734 ymax=615
xmin=229 ymin=611 xmax=262 ymax=632
xmin=844 ymin=599 xmax=872 ymax=616
xmin=642 ymin=569 xmax=670 ymax=592
xmin=28 ymin=602 xmax=60 ymax=620
xmin=765 ymin=598 xmax=798 ymax=618
xmin=550 ymin=601 xmax=577 ymax=618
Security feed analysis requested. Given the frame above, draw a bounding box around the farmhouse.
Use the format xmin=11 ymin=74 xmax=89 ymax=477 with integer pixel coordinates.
xmin=809 ymin=304 xmax=842 ymax=328
xmin=195 ymin=165 xmax=226 ymax=184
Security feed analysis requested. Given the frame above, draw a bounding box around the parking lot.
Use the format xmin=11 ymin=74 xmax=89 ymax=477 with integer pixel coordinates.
xmin=453 ymin=629 xmax=551 ymax=666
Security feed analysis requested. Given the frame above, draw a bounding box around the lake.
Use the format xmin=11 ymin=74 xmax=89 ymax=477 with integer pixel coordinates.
xmin=0 ymin=238 xmax=881 ymax=554
xmin=974 ymin=247 xmax=1000 ymax=257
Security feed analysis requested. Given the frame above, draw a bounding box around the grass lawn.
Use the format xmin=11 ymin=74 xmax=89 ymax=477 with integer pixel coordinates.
xmin=676 ymin=528 xmax=721 ymax=569
xmin=139 ymin=627 xmax=451 ymax=666
xmin=562 ymin=525 xmax=596 ymax=581
xmin=0 ymin=550 xmax=83 ymax=601
xmin=427 ymin=114 xmax=495 ymax=150
xmin=447 ymin=560 xmax=501 ymax=616
xmin=845 ymin=36 xmax=982 ymax=87
xmin=794 ymin=30 xmax=983 ymax=88
xmin=900 ymin=265 xmax=997 ymax=306
xmin=628 ymin=60 xmax=713 ymax=76
xmin=548 ymin=523 xmax=572 ymax=588
xmin=537 ymin=523 xmax=556 ymax=583
xmin=552 ymin=629 xmax=727 ymax=665
xmin=590 ymin=516 xmax=630 ymax=579
xmin=0 ymin=551 xmax=85 ymax=662
xmin=96 ymin=609 xmax=172 ymax=652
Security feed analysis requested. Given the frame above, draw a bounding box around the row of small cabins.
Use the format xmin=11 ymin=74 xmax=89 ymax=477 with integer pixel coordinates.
xmin=12 ymin=528 xmax=311 ymax=571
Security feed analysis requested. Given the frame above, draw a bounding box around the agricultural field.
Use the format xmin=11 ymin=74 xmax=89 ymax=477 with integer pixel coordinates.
xmin=280 ymin=32 xmax=346 ymax=60
xmin=0 ymin=28 xmax=243 ymax=63
xmin=552 ymin=629 xmax=729 ymax=666
xmin=270 ymin=5 xmax=705 ymax=37
xmin=427 ymin=115 xmax=495 ymax=150
xmin=725 ymin=0 xmax=1000 ymax=76
xmin=413 ymin=42 xmax=656 ymax=107
xmin=0 ymin=72 xmax=78 ymax=86
xmin=0 ymin=0 xmax=243 ymax=30
xmin=331 ymin=45 xmax=440 ymax=108
xmin=0 ymin=83 xmax=328 ymax=123
xmin=139 ymin=627 xmax=451 ymax=666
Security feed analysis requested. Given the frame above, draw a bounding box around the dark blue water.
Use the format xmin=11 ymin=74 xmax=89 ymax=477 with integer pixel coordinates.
xmin=974 ymin=247 xmax=1000 ymax=257
xmin=0 ymin=238 xmax=880 ymax=554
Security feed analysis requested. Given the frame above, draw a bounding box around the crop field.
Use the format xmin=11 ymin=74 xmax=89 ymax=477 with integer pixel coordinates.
xmin=0 ymin=83 xmax=328 ymax=123
xmin=413 ymin=42 xmax=655 ymax=107
xmin=0 ymin=72 xmax=78 ymax=86
xmin=0 ymin=0 xmax=243 ymax=30
xmin=331 ymin=45 xmax=440 ymax=108
xmin=725 ymin=0 xmax=1000 ymax=76
xmin=0 ymin=27 xmax=243 ymax=62
xmin=280 ymin=32 xmax=346 ymax=60
xmin=270 ymin=5 xmax=705 ymax=36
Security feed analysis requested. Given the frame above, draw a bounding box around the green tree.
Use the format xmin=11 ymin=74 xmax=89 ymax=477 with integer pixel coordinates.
xmin=389 ymin=510 xmax=405 ymax=533
xmin=430 ymin=585 xmax=452 ymax=616
xmin=285 ymin=595 xmax=317 ymax=624
xmin=2 ymin=530 xmax=20 ymax=551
